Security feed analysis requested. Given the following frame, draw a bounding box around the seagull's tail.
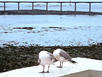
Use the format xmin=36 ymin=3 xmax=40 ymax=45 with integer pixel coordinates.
xmin=69 ymin=60 xmax=77 ymax=64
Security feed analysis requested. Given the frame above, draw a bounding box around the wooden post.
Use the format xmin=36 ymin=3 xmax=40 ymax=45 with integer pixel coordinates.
xmin=75 ymin=2 xmax=76 ymax=12
xmin=46 ymin=2 xmax=48 ymax=11
xmin=89 ymin=3 xmax=91 ymax=12
xmin=60 ymin=2 xmax=62 ymax=11
xmin=4 ymin=2 xmax=6 ymax=11
xmin=18 ymin=2 xmax=20 ymax=11
xmin=32 ymin=2 xmax=34 ymax=10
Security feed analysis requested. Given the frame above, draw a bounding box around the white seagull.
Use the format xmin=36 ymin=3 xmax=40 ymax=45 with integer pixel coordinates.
xmin=38 ymin=50 xmax=56 ymax=73
xmin=53 ymin=49 xmax=76 ymax=68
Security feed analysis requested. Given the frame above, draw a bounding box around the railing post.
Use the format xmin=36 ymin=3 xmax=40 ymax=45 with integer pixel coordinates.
xmin=46 ymin=2 xmax=48 ymax=11
xmin=75 ymin=2 xmax=76 ymax=12
xmin=18 ymin=2 xmax=20 ymax=11
xmin=4 ymin=2 xmax=6 ymax=11
xmin=32 ymin=2 xmax=34 ymax=10
xmin=69 ymin=0 xmax=72 ymax=6
xmin=89 ymin=2 xmax=91 ymax=12
xmin=60 ymin=2 xmax=62 ymax=11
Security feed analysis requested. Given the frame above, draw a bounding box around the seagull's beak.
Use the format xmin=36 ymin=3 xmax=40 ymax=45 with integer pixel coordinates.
xmin=54 ymin=58 xmax=58 ymax=62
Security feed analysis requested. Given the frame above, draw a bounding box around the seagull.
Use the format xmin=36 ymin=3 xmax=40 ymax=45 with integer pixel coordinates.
xmin=53 ymin=49 xmax=76 ymax=68
xmin=38 ymin=50 xmax=56 ymax=73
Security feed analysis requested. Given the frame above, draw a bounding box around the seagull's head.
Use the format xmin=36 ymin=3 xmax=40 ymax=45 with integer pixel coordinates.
xmin=52 ymin=57 xmax=58 ymax=63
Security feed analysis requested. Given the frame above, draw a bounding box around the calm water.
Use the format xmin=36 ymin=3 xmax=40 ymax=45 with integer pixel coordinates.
xmin=0 ymin=15 xmax=102 ymax=46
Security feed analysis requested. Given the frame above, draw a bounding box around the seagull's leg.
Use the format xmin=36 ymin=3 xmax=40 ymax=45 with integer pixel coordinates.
xmin=62 ymin=62 xmax=63 ymax=68
xmin=46 ymin=64 xmax=50 ymax=73
xmin=60 ymin=62 xmax=63 ymax=68
xmin=57 ymin=61 xmax=62 ymax=68
xmin=40 ymin=65 xmax=45 ymax=73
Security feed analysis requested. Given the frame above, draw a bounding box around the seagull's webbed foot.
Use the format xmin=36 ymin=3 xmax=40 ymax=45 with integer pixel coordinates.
xmin=46 ymin=71 xmax=50 ymax=73
xmin=39 ymin=71 xmax=45 ymax=73
xmin=57 ymin=66 xmax=63 ymax=68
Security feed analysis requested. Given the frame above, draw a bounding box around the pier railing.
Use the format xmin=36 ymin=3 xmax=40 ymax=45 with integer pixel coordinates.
xmin=0 ymin=1 xmax=102 ymax=13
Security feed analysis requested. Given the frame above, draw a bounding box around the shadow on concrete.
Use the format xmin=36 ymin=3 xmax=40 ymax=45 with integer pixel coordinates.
xmin=63 ymin=70 xmax=102 ymax=77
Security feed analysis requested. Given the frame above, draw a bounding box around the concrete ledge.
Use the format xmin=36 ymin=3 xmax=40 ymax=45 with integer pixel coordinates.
xmin=0 ymin=57 xmax=102 ymax=77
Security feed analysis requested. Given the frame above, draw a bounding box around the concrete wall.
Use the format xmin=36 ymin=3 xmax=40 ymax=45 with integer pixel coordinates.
xmin=62 ymin=70 xmax=102 ymax=77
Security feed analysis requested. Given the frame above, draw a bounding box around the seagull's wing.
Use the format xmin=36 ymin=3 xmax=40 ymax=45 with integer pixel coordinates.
xmin=59 ymin=50 xmax=77 ymax=63
xmin=59 ymin=51 xmax=72 ymax=60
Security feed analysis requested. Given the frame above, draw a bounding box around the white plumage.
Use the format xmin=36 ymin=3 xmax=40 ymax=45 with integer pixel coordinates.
xmin=53 ymin=49 xmax=76 ymax=68
xmin=38 ymin=50 xmax=56 ymax=73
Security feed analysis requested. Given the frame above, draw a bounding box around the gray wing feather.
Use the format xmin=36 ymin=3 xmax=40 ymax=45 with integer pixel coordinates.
xmin=59 ymin=51 xmax=72 ymax=60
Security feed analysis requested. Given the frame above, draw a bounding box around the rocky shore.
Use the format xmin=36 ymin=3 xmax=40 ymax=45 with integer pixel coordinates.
xmin=0 ymin=43 xmax=102 ymax=72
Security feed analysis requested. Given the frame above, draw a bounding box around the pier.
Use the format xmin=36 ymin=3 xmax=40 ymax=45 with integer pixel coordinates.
xmin=0 ymin=1 xmax=102 ymax=15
